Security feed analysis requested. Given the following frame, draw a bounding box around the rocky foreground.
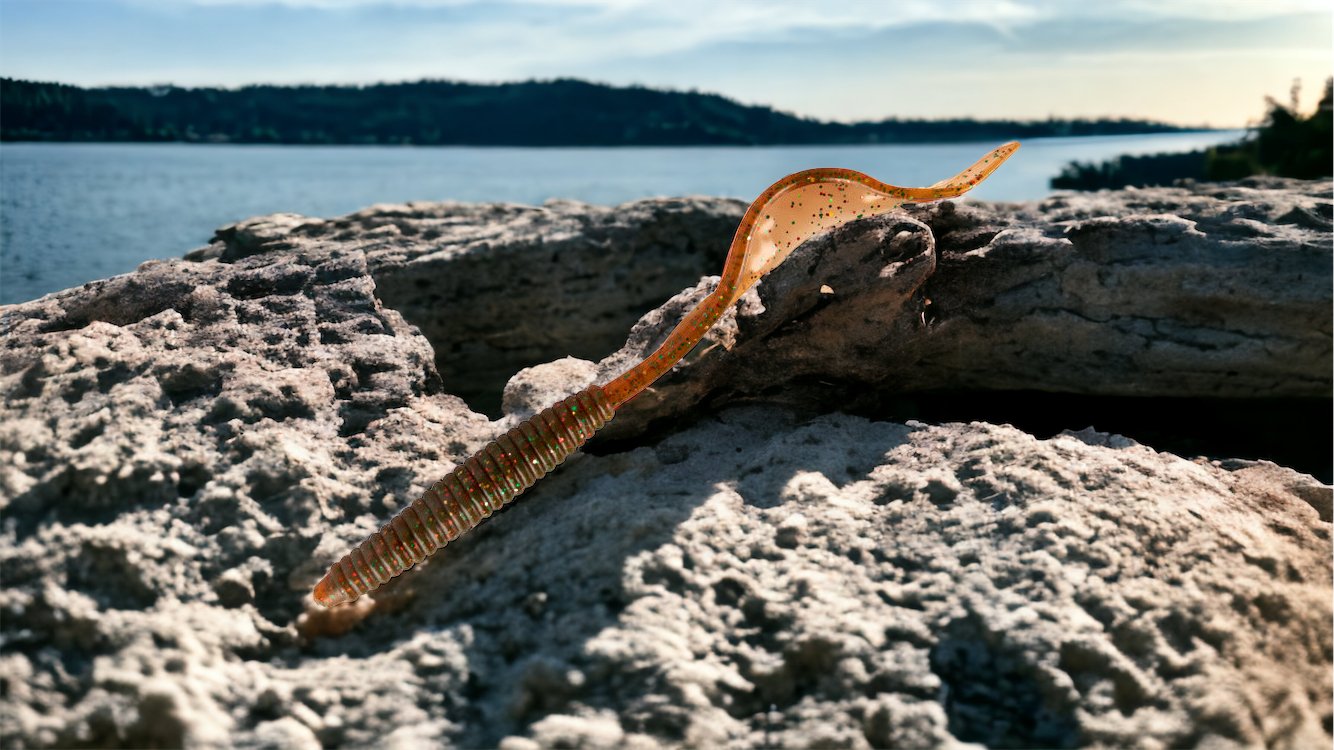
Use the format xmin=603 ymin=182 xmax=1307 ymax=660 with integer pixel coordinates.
xmin=1 ymin=180 xmax=1330 ymax=749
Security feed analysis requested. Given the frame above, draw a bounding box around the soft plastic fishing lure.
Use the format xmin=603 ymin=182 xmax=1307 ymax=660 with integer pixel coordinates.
xmin=313 ymin=142 xmax=1019 ymax=607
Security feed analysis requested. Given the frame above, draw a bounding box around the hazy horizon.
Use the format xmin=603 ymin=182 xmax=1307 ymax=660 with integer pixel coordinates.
xmin=1 ymin=0 xmax=1330 ymax=129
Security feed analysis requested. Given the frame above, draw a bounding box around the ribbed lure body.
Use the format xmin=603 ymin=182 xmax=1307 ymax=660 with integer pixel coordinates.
xmin=312 ymin=385 xmax=614 ymax=606
xmin=312 ymin=142 xmax=1019 ymax=607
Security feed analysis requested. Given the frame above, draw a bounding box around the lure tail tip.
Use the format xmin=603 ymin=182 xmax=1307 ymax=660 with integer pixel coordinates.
xmin=313 ymin=571 xmax=351 ymax=607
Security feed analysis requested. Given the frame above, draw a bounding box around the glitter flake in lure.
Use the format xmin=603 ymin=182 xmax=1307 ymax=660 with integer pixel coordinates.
xmin=312 ymin=141 xmax=1019 ymax=607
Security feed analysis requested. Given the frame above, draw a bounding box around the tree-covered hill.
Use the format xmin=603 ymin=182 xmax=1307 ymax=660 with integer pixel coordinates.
xmin=1 ymin=77 xmax=1198 ymax=146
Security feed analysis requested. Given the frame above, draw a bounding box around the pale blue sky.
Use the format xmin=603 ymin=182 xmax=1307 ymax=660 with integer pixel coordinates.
xmin=1 ymin=0 xmax=1330 ymax=126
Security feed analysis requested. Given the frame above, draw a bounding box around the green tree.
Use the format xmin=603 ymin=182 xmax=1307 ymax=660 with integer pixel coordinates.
xmin=1054 ymin=77 xmax=1332 ymax=190
xmin=1242 ymin=77 xmax=1332 ymax=179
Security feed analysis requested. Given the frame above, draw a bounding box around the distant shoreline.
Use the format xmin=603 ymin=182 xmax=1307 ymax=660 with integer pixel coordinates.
xmin=0 ymin=130 xmax=1234 ymax=148
xmin=1 ymin=77 xmax=1216 ymax=147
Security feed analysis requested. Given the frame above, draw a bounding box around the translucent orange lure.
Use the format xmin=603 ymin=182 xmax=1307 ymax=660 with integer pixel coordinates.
xmin=312 ymin=142 xmax=1020 ymax=607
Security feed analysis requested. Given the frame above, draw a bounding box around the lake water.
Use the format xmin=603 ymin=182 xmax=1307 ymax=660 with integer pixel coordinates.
xmin=0 ymin=131 xmax=1245 ymax=305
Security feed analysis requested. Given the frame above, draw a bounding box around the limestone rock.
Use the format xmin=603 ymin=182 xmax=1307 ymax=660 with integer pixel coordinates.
xmin=194 ymin=181 xmax=1332 ymax=423
xmin=590 ymin=179 xmax=1332 ymax=440
xmin=193 ymin=197 xmax=747 ymax=415
xmin=1 ymin=181 xmax=1330 ymax=748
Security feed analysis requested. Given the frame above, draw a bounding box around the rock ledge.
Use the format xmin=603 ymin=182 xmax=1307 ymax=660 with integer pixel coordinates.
xmin=1 ymin=179 xmax=1329 ymax=749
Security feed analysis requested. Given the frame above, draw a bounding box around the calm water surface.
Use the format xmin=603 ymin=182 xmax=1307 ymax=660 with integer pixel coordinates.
xmin=1 ymin=131 xmax=1244 ymax=305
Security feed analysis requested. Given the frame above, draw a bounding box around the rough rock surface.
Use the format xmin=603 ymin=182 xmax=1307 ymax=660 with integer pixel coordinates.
xmin=191 ymin=198 xmax=744 ymax=416
xmin=194 ymin=179 xmax=1332 ymax=426
xmin=1 ymin=180 xmax=1331 ymax=749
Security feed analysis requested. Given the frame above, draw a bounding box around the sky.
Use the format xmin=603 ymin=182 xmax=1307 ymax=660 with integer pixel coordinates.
xmin=1 ymin=0 xmax=1330 ymax=127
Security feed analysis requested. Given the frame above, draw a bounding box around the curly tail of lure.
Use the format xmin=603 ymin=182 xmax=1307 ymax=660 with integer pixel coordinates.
xmin=313 ymin=141 xmax=1019 ymax=607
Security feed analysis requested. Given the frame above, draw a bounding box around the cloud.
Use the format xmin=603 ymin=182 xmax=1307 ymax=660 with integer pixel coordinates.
xmin=114 ymin=0 xmax=1328 ymax=69
xmin=145 ymin=0 xmax=1330 ymax=19
xmin=1089 ymin=0 xmax=1331 ymax=20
